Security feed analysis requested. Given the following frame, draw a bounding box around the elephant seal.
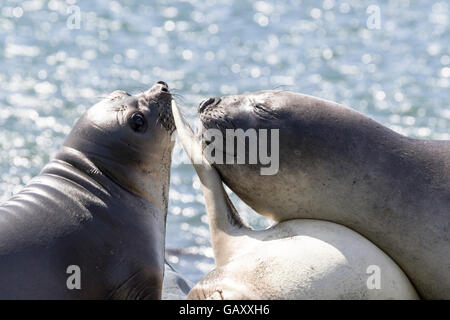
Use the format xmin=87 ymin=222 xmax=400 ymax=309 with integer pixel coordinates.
xmin=171 ymin=100 xmax=418 ymax=300
xmin=0 ymin=81 xmax=175 ymax=299
xmin=195 ymin=90 xmax=450 ymax=299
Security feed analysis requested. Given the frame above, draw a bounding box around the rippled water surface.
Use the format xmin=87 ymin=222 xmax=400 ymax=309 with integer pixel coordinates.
xmin=0 ymin=0 xmax=449 ymax=282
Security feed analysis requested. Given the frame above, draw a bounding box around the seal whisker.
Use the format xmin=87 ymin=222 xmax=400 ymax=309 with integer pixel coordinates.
xmin=171 ymin=94 xmax=186 ymax=104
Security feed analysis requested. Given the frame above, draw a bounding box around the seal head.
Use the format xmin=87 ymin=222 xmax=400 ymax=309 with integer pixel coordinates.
xmin=64 ymin=81 xmax=175 ymax=209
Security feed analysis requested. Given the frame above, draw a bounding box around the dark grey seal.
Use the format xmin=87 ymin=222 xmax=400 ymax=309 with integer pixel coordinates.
xmin=0 ymin=81 xmax=175 ymax=299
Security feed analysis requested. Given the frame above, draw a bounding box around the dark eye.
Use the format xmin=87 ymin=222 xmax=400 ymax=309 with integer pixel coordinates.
xmin=254 ymin=104 xmax=266 ymax=111
xmin=128 ymin=112 xmax=147 ymax=132
xmin=253 ymin=103 xmax=277 ymax=120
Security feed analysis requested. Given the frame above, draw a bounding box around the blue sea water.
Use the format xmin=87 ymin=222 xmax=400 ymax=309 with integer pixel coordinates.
xmin=0 ymin=0 xmax=448 ymax=283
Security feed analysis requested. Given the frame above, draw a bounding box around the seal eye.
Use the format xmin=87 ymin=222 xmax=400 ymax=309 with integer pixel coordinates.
xmin=253 ymin=103 xmax=278 ymax=120
xmin=129 ymin=112 xmax=147 ymax=132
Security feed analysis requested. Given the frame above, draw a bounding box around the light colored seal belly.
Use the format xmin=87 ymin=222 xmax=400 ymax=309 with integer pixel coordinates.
xmin=189 ymin=219 xmax=419 ymax=300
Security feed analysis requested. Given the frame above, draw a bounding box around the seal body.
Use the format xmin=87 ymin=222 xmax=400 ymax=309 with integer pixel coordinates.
xmin=0 ymin=82 xmax=175 ymax=299
xmin=171 ymin=100 xmax=419 ymax=300
xmin=188 ymin=219 xmax=419 ymax=300
xmin=197 ymin=90 xmax=450 ymax=299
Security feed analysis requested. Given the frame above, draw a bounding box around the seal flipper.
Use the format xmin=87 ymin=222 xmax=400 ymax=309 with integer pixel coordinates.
xmin=171 ymin=101 xmax=252 ymax=266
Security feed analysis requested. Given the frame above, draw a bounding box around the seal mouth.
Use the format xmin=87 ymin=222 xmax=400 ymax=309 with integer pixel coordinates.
xmin=198 ymin=109 xmax=235 ymax=136
xmin=196 ymin=102 xmax=236 ymax=156
xmin=153 ymin=82 xmax=175 ymax=134
xmin=197 ymin=96 xmax=234 ymax=133
xmin=158 ymin=98 xmax=175 ymax=134
xmin=141 ymin=81 xmax=175 ymax=133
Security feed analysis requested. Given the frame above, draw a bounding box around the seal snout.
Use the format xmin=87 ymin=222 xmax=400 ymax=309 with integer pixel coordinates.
xmin=146 ymin=81 xmax=170 ymax=97
xmin=156 ymin=80 xmax=169 ymax=92
xmin=198 ymin=97 xmax=221 ymax=113
xmin=141 ymin=81 xmax=175 ymax=132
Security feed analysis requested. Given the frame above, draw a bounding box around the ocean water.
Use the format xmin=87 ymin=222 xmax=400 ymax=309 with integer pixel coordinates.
xmin=0 ymin=0 xmax=448 ymax=283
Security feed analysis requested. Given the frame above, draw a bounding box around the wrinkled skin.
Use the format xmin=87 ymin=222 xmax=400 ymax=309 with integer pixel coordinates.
xmin=197 ymin=90 xmax=450 ymax=299
xmin=0 ymin=82 xmax=175 ymax=299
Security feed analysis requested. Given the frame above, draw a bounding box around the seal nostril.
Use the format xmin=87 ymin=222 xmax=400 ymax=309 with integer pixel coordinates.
xmin=198 ymin=97 xmax=219 ymax=113
xmin=157 ymin=80 xmax=168 ymax=88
